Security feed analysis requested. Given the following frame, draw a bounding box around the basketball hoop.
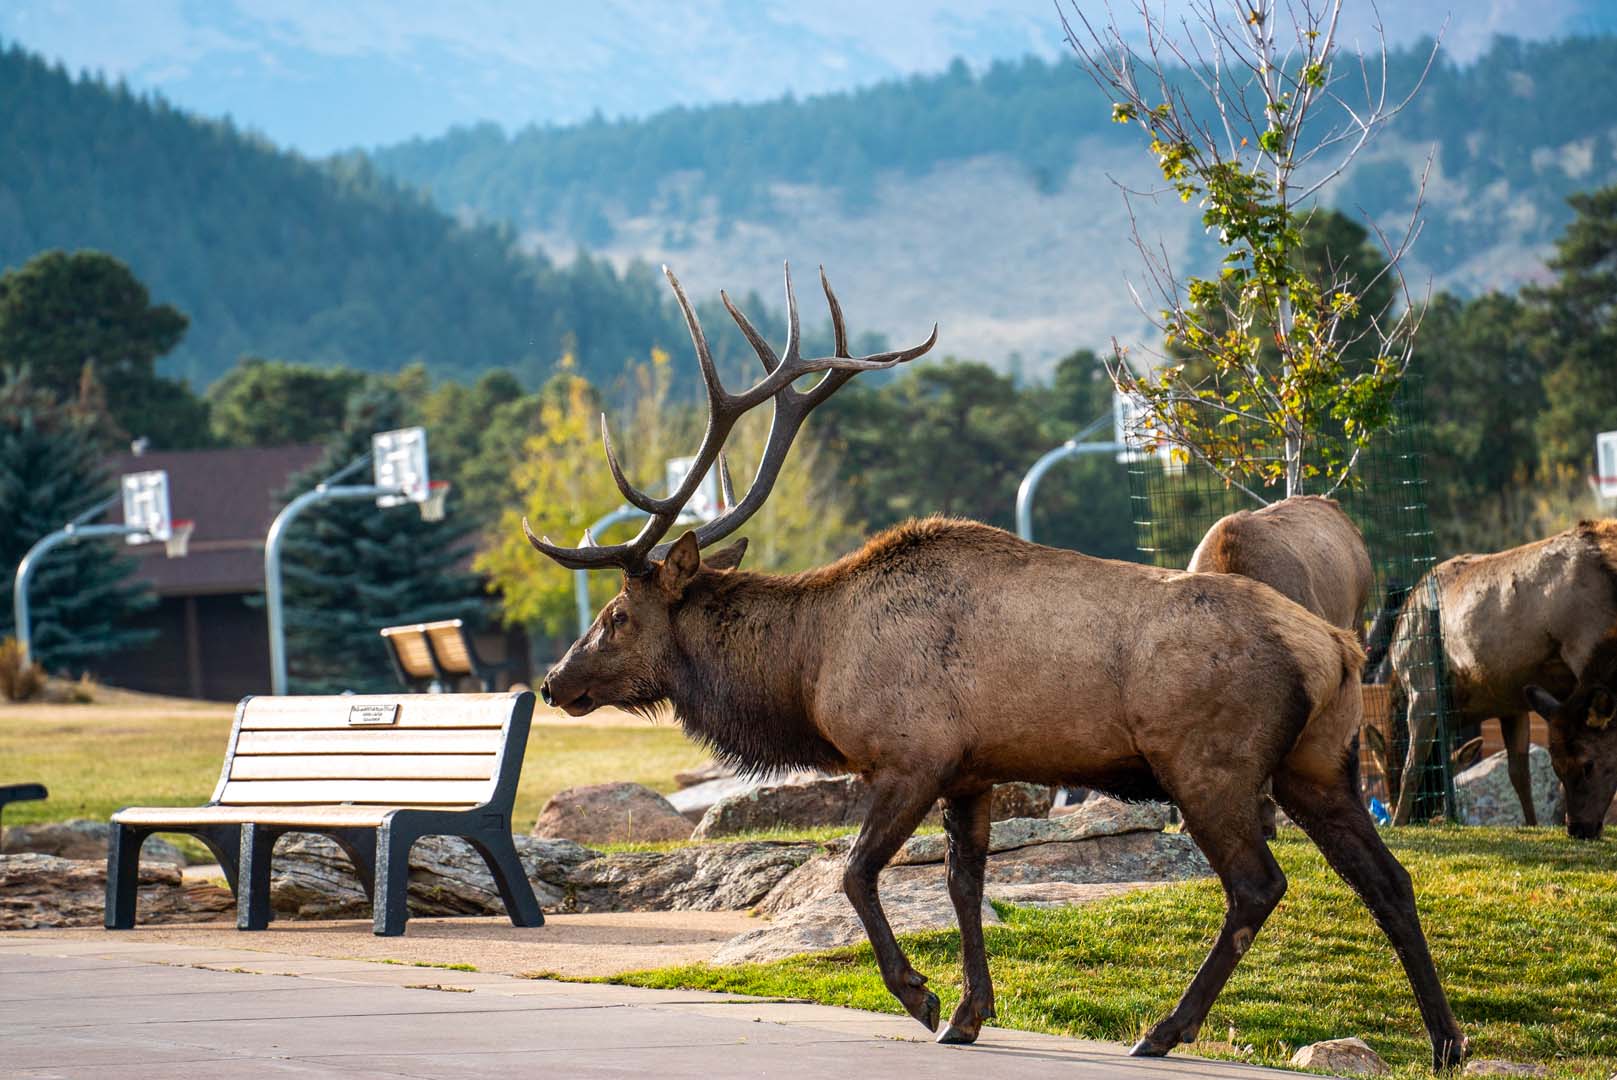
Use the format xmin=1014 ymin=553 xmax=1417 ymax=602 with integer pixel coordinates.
xmin=164 ymin=520 xmax=194 ymax=559
xmin=419 ymin=481 xmax=450 ymax=523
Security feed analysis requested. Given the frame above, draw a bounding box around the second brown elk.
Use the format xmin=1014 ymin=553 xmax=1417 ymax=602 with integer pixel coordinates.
xmin=524 ymin=265 xmax=1465 ymax=1069
xmin=1188 ymin=495 xmax=1374 ymax=835
xmin=1382 ymin=520 xmax=1617 ymax=836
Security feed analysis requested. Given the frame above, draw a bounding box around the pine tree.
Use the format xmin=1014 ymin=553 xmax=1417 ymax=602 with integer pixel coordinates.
xmin=277 ymin=385 xmax=485 ymax=693
xmin=0 ymin=370 xmax=154 ymax=672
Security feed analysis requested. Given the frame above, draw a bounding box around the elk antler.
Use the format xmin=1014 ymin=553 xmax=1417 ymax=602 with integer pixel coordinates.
xmin=523 ymin=263 xmax=937 ymax=573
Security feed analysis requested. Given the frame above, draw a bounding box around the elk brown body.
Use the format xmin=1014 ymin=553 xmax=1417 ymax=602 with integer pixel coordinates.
xmin=1188 ymin=495 xmax=1373 ymax=835
xmin=1383 ymin=519 xmax=1617 ymax=835
xmin=526 ymin=264 xmax=1465 ymax=1070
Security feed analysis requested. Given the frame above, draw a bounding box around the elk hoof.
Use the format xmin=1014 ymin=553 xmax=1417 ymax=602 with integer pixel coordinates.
xmin=904 ymin=989 xmax=941 ymax=1032
xmin=937 ymin=1023 xmax=979 ymax=1045
xmin=1129 ymin=1037 xmax=1172 ymax=1058
xmin=1433 ymin=1033 xmax=1468 ymax=1071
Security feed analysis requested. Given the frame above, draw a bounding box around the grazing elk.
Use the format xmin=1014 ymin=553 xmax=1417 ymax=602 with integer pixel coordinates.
xmin=1384 ymin=520 xmax=1617 ymax=834
xmin=1189 ymin=496 xmax=1374 ymax=834
xmin=525 ymin=265 xmax=1465 ymax=1068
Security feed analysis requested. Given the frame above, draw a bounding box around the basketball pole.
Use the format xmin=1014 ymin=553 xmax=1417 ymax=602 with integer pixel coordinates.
xmin=13 ymin=495 xmax=147 ymax=667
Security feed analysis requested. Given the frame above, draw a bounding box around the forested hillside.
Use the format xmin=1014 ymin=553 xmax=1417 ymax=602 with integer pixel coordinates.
xmin=373 ymin=36 xmax=1617 ymax=373
xmin=0 ymin=42 xmax=769 ymax=390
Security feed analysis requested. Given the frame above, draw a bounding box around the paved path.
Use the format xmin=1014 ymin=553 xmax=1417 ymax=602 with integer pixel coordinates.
xmin=0 ymin=934 xmax=1291 ymax=1080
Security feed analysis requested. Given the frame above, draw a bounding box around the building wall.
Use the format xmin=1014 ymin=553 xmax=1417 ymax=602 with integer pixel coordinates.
xmin=95 ymin=592 xmax=272 ymax=702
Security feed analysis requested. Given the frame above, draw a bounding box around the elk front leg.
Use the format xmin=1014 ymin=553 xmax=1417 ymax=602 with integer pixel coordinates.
xmin=843 ymin=777 xmax=943 ymax=1032
xmin=938 ymin=788 xmax=994 ymax=1045
xmin=1133 ymin=791 xmax=1286 ymax=1057
xmin=1500 ymin=713 xmax=1537 ymax=826
xmin=1392 ymin=684 xmax=1437 ymax=826
xmin=1275 ymin=762 xmax=1466 ymax=1070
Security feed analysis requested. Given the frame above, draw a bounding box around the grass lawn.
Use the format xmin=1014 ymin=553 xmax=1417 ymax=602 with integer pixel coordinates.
xmin=609 ymin=828 xmax=1617 ymax=1078
xmin=0 ymin=695 xmax=708 ymax=830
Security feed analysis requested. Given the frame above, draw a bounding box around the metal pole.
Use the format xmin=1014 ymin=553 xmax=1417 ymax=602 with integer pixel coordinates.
xmin=13 ymin=522 xmax=150 ymax=665
xmin=1015 ymin=441 xmax=1125 ymax=543
xmin=264 ymin=483 xmax=405 ymax=696
xmin=573 ymin=504 xmax=647 ymax=638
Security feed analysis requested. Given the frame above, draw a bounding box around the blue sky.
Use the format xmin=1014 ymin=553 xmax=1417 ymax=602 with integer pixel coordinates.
xmin=4 ymin=1 xmax=1613 ymax=155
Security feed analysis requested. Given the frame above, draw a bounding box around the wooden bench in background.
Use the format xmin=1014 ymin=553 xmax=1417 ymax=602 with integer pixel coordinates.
xmin=381 ymin=618 xmax=511 ymax=692
xmin=106 ymin=691 xmax=541 ymax=937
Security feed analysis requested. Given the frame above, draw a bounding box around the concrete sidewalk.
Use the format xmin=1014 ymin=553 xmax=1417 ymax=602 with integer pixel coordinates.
xmin=0 ymin=934 xmax=1293 ymax=1080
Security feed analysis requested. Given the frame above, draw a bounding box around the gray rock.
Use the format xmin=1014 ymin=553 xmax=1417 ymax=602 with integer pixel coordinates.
xmin=759 ymin=829 xmax=1207 ymax=917
xmin=563 ymin=840 xmax=819 ymax=913
xmin=268 ymin=834 xmax=598 ymax=919
xmin=692 ymin=775 xmax=870 ymax=839
xmin=890 ymin=797 xmax=1172 ymax=865
xmin=714 ymin=875 xmax=1001 ymax=965
xmin=673 ymin=760 xmax=735 ymax=788
xmin=1289 ymin=1038 xmax=1389 ymax=1076
xmin=2 ymin=819 xmax=188 ymax=866
xmin=666 ymin=772 xmax=814 ymax=823
xmin=0 ymin=853 xmax=232 ymax=930
xmin=1454 ymin=746 xmax=1565 ymax=827
xmin=1463 ymin=1061 xmax=1552 ymax=1078
xmin=987 ymin=782 xmax=1056 ymax=822
xmin=532 ymin=782 xmax=693 ymax=843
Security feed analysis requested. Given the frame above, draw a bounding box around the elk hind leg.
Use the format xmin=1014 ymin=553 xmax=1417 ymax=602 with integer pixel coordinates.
xmin=938 ymin=788 xmax=994 ymax=1045
xmin=1273 ymin=761 xmax=1465 ymax=1070
xmin=1391 ymin=685 xmax=1437 ymax=825
xmin=843 ymin=777 xmax=944 ymax=1032
xmin=1500 ymin=713 xmax=1537 ymax=826
xmin=1133 ymin=793 xmax=1286 ymax=1057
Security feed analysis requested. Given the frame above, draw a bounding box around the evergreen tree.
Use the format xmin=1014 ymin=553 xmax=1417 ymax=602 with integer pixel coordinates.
xmin=277 ymin=384 xmax=485 ymax=693
xmin=0 ymin=370 xmax=154 ymax=672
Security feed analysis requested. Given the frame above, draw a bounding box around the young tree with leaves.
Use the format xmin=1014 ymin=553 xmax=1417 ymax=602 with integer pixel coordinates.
xmin=1065 ymin=0 xmax=1433 ymax=500
xmin=276 ymin=385 xmax=484 ymax=693
xmin=0 ymin=371 xmax=154 ymax=672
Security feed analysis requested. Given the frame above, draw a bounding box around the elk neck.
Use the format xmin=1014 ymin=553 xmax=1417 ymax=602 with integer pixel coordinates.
xmin=663 ymin=569 xmax=846 ymax=776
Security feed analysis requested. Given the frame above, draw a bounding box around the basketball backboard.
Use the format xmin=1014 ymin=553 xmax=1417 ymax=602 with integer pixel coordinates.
xmin=120 ymin=470 xmax=172 ymax=543
xmin=1598 ymin=430 xmax=1617 ymax=500
xmin=665 ymin=455 xmax=722 ymax=524
xmin=373 ymin=427 xmax=430 ymax=508
xmin=1113 ymin=392 xmax=1154 ymax=464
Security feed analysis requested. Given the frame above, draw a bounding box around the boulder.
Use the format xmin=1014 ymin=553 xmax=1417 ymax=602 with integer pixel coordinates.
xmin=1454 ymin=746 xmax=1564 ymax=827
xmin=673 ymin=760 xmax=736 ymax=788
xmin=889 ymin=797 xmax=1171 ymax=865
xmin=268 ymin=834 xmax=598 ymax=919
xmin=666 ymin=772 xmax=811 ymax=823
xmin=988 ymin=782 xmax=1056 ymax=821
xmin=562 ymin=840 xmax=819 ymax=913
xmin=532 ymin=782 xmax=693 ymax=843
xmin=692 ymin=775 xmax=869 ymax=839
xmin=0 ymin=853 xmax=232 ymax=930
xmin=1289 ymin=1038 xmax=1389 ymax=1076
xmin=714 ymin=874 xmax=1001 ymax=965
xmin=2 ymin=819 xmax=188 ymax=866
xmin=1463 ymin=1061 xmax=1552 ymax=1078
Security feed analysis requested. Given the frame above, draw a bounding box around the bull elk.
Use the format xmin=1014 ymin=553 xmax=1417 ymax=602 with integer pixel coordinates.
xmin=524 ymin=265 xmax=1464 ymax=1069
xmin=1382 ymin=521 xmax=1617 ymax=836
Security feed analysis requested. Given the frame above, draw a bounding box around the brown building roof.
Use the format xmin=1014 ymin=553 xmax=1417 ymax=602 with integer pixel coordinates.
xmin=104 ymin=444 xmax=326 ymax=596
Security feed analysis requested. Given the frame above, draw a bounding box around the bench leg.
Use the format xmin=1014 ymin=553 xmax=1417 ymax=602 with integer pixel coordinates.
xmin=237 ymin=824 xmax=277 ymax=931
xmin=327 ymin=828 xmax=378 ymax=902
xmin=469 ymin=832 xmax=544 ymax=929
xmin=105 ymin=824 xmax=147 ymax=930
xmin=373 ymin=822 xmax=419 ymax=937
xmin=195 ymin=825 xmax=242 ymax=895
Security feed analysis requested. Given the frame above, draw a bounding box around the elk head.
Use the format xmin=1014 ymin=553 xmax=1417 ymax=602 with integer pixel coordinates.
xmin=526 ymin=263 xmax=936 ymax=715
xmin=1525 ymin=672 xmax=1617 ymax=841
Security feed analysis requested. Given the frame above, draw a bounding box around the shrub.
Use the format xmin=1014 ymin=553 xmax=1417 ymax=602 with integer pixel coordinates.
xmin=0 ymin=637 xmax=46 ymax=702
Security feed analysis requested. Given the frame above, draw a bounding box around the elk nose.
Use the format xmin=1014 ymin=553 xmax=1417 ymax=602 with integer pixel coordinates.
xmin=539 ymin=679 xmax=556 ymax=707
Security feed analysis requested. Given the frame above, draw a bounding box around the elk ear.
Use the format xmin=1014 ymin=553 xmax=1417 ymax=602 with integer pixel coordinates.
xmin=1525 ymin=684 xmax=1564 ymax=722
xmin=703 ymin=538 xmax=748 ymax=572
xmin=655 ymin=531 xmax=702 ymax=598
xmin=1590 ymin=687 xmax=1615 ymax=730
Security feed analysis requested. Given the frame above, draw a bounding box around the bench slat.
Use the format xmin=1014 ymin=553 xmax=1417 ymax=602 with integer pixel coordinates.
xmin=234 ymin=729 xmax=507 ymax=756
xmin=217 ymin=779 xmax=491 ymax=806
xmin=240 ymin=694 xmax=511 ymax=731
xmin=228 ymin=754 xmax=499 ymax=782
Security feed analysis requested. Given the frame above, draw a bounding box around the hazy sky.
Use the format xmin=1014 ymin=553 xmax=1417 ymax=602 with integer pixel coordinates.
xmin=4 ymin=1 xmax=1612 ymax=155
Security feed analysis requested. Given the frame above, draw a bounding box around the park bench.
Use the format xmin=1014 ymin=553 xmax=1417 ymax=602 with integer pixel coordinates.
xmin=106 ymin=691 xmax=541 ymax=937
xmin=0 ymin=782 xmax=47 ymax=833
xmin=381 ymin=618 xmax=511 ymax=692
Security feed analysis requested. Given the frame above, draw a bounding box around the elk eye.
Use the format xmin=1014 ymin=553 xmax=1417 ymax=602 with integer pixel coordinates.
xmin=611 ymin=610 xmax=629 ymax=627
